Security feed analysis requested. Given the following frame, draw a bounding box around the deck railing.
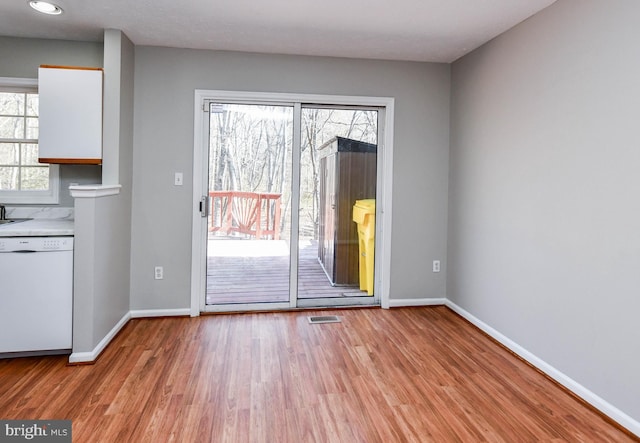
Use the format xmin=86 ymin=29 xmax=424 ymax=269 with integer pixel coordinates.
xmin=209 ymin=190 xmax=281 ymax=240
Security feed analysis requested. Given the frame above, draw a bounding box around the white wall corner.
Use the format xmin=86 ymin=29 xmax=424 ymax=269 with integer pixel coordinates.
xmin=68 ymin=311 xmax=131 ymax=364
xmin=68 ymin=308 xmax=191 ymax=364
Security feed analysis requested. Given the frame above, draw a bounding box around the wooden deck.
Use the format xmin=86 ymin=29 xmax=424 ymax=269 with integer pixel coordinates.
xmin=206 ymin=238 xmax=369 ymax=305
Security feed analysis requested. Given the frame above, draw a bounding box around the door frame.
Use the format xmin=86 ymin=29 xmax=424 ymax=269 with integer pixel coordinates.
xmin=190 ymin=90 xmax=394 ymax=315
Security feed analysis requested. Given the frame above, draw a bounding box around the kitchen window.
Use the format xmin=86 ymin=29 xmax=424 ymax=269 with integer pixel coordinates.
xmin=0 ymin=78 xmax=59 ymax=204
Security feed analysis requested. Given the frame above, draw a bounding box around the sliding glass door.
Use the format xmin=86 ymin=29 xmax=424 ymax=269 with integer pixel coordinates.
xmin=192 ymin=92 xmax=390 ymax=313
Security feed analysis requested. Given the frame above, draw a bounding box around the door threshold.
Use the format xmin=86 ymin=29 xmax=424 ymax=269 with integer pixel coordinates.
xmin=200 ymin=304 xmax=380 ymax=315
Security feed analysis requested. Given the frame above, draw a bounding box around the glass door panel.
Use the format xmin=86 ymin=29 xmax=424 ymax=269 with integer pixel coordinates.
xmin=206 ymin=103 xmax=293 ymax=305
xmin=298 ymin=107 xmax=378 ymax=306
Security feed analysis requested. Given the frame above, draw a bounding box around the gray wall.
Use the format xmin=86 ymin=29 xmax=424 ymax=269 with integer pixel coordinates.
xmin=73 ymin=192 xmax=129 ymax=351
xmin=449 ymin=0 xmax=640 ymax=422
xmin=97 ymin=30 xmax=134 ymax=340
xmin=130 ymin=48 xmax=450 ymax=309
xmin=0 ymin=37 xmax=103 ymax=205
xmin=0 ymin=37 xmax=103 ymax=78
xmin=71 ymin=30 xmax=134 ymax=354
xmin=59 ymin=165 xmax=102 ymax=206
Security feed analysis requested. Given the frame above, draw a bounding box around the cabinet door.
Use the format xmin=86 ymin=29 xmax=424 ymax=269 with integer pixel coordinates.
xmin=38 ymin=66 xmax=103 ymax=164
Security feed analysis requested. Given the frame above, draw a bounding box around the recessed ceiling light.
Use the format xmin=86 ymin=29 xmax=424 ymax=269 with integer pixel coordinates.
xmin=29 ymin=1 xmax=63 ymax=15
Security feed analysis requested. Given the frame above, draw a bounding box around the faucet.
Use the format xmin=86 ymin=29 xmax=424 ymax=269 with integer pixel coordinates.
xmin=0 ymin=205 xmax=5 ymax=220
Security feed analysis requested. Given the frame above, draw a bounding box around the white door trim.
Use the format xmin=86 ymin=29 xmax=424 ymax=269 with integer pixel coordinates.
xmin=190 ymin=90 xmax=394 ymax=315
xmin=289 ymin=103 xmax=302 ymax=308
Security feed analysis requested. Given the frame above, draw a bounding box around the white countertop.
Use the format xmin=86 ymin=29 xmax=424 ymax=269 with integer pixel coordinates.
xmin=0 ymin=218 xmax=74 ymax=237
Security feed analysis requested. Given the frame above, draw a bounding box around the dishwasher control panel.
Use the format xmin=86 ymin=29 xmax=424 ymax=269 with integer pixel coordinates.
xmin=42 ymin=238 xmax=72 ymax=250
xmin=0 ymin=236 xmax=74 ymax=252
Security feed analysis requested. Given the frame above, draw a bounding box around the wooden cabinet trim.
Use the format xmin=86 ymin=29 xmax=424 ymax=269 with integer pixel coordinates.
xmin=40 ymin=65 xmax=103 ymax=72
xmin=38 ymin=158 xmax=102 ymax=165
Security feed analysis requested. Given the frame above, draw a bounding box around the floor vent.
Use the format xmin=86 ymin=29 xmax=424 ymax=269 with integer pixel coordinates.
xmin=308 ymin=315 xmax=341 ymax=324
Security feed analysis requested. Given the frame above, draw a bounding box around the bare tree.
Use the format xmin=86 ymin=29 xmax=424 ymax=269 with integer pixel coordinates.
xmin=207 ymin=103 xmax=377 ymax=241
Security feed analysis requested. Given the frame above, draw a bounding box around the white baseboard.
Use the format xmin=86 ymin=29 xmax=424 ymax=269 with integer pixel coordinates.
xmin=388 ymin=297 xmax=446 ymax=308
xmin=68 ymin=311 xmax=131 ymax=364
xmin=68 ymin=309 xmax=190 ymax=364
xmin=445 ymin=300 xmax=640 ymax=438
xmin=130 ymin=308 xmax=191 ymax=318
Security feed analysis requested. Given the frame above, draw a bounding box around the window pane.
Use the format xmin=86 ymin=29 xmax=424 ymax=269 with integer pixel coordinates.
xmin=0 ymin=116 xmax=25 ymax=139
xmin=0 ymin=92 xmax=25 ymax=115
xmin=0 ymin=143 xmax=19 ymax=165
xmin=0 ymin=166 xmax=19 ymax=190
xmin=0 ymin=89 xmax=55 ymax=201
xmin=26 ymin=117 xmax=38 ymax=139
xmin=22 ymin=144 xmax=39 ymax=165
xmin=26 ymin=94 xmax=38 ymax=117
xmin=20 ymin=166 xmax=49 ymax=190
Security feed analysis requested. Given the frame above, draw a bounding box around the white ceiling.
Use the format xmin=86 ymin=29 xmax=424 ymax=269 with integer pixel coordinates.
xmin=0 ymin=0 xmax=556 ymax=63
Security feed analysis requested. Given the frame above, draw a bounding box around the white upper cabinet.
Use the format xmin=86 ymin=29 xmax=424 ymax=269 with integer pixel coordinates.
xmin=38 ymin=65 xmax=103 ymax=164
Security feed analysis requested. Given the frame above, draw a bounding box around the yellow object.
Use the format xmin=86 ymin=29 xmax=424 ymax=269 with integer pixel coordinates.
xmin=353 ymin=199 xmax=376 ymax=295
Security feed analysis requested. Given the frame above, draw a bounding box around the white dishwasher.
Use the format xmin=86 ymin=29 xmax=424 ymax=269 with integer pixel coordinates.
xmin=0 ymin=236 xmax=73 ymax=357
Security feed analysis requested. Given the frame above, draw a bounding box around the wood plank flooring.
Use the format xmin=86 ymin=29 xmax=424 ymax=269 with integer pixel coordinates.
xmin=0 ymin=307 xmax=636 ymax=442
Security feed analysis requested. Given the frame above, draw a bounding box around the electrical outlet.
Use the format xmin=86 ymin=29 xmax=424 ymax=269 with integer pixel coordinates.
xmin=154 ymin=266 xmax=164 ymax=280
xmin=432 ymin=260 xmax=441 ymax=273
xmin=174 ymin=172 xmax=183 ymax=186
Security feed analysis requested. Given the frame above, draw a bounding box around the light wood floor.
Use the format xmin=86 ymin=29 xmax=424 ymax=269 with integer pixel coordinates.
xmin=0 ymin=307 xmax=636 ymax=442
